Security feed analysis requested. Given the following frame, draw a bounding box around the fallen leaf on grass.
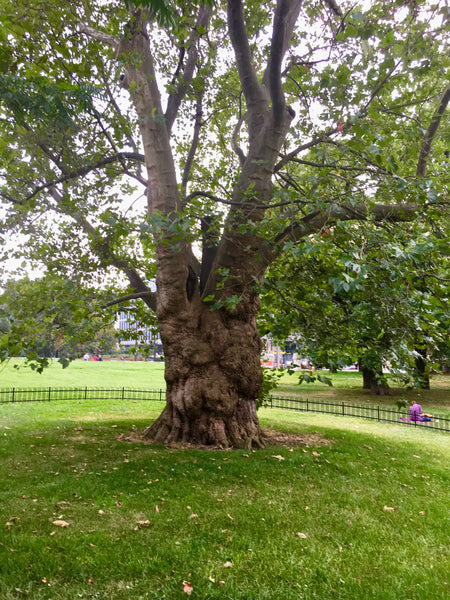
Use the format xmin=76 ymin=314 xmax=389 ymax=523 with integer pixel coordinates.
xmin=312 ymin=451 xmax=320 ymax=457
xmin=272 ymin=455 xmax=285 ymax=460
xmin=383 ymin=506 xmax=395 ymax=512
xmin=189 ymin=513 xmax=198 ymax=519
xmin=296 ymin=532 xmax=308 ymax=538
xmin=136 ymin=520 xmax=150 ymax=527
xmin=182 ymin=581 xmax=193 ymax=595
xmin=52 ymin=520 xmax=69 ymax=528
xmin=223 ymin=561 xmax=233 ymax=568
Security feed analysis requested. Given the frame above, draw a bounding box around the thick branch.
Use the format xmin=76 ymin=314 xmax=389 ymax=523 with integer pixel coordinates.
xmin=261 ymin=203 xmax=420 ymax=268
xmin=165 ymin=4 xmax=212 ymax=134
xmin=231 ymin=114 xmax=247 ymax=165
xmin=101 ymin=291 xmax=156 ymax=309
xmin=181 ymin=94 xmax=203 ymax=193
xmin=227 ymin=0 xmax=266 ymax=135
xmin=266 ymin=0 xmax=302 ymax=123
xmin=48 ymin=187 xmax=157 ymax=312
xmin=118 ymin=11 xmax=179 ymax=216
xmin=417 ymin=85 xmax=450 ymax=177
xmin=78 ymin=22 xmax=119 ymax=50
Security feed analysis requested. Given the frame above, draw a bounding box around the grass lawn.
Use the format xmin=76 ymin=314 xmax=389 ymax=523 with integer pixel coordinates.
xmin=0 ymin=397 xmax=449 ymax=599
xmin=0 ymin=359 xmax=167 ymax=390
xmin=2 ymin=359 xmax=448 ymax=413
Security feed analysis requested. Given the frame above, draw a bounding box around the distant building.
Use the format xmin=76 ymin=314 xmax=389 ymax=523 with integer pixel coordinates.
xmin=115 ymin=311 xmax=162 ymax=357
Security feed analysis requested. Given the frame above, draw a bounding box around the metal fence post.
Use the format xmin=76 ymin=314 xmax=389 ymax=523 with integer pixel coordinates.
xmin=377 ymin=406 xmax=380 ymax=421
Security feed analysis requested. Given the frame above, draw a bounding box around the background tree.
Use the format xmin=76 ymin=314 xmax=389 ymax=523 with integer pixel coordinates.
xmin=0 ymin=275 xmax=117 ymax=371
xmin=259 ymin=218 xmax=449 ymax=394
xmin=0 ymin=0 xmax=448 ymax=446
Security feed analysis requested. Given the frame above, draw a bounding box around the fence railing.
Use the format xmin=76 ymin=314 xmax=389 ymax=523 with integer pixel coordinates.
xmin=0 ymin=387 xmax=165 ymax=403
xmin=0 ymin=387 xmax=448 ymax=433
xmin=268 ymin=395 xmax=450 ymax=433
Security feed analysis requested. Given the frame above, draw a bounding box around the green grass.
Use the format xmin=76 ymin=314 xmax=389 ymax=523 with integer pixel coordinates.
xmin=2 ymin=360 xmax=449 ymax=412
xmin=0 ymin=359 xmax=167 ymax=389
xmin=0 ymin=399 xmax=449 ymax=599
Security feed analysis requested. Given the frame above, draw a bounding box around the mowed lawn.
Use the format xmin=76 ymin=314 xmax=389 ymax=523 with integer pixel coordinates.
xmin=2 ymin=359 xmax=449 ymax=412
xmin=0 ymin=369 xmax=449 ymax=599
xmin=0 ymin=359 xmax=167 ymax=389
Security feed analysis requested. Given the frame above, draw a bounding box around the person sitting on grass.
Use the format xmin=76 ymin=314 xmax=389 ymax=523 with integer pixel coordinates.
xmin=410 ymin=401 xmax=433 ymax=422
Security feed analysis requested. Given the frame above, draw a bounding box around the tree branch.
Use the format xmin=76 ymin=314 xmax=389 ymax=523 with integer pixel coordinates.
xmin=101 ymin=291 xmax=156 ymax=308
xmin=165 ymin=4 xmax=212 ymax=134
xmin=181 ymin=93 xmax=204 ymax=193
xmin=417 ymin=85 xmax=450 ymax=177
xmin=258 ymin=203 xmax=420 ymax=269
xmin=227 ymin=0 xmax=266 ymax=136
xmin=231 ymin=113 xmax=247 ymax=166
xmin=78 ymin=22 xmax=119 ymax=50
xmin=265 ymin=0 xmax=302 ymax=123
xmin=19 ymin=152 xmax=146 ymax=204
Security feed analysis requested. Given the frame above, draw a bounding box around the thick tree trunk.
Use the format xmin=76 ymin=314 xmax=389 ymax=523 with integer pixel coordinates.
xmin=414 ymin=347 xmax=430 ymax=390
xmin=143 ymin=296 xmax=265 ymax=449
xmin=360 ymin=365 xmax=391 ymax=396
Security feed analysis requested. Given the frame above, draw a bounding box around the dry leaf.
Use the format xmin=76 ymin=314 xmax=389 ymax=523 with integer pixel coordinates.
xmin=272 ymin=455 xmax=285 ymax=460
xmin=227 ymin=514 xmax=234 ymax=520
xmin=189 ymin=513 xmax=198 ymax=519
xmin=182 ymin=580 xmax=193 ymax=595
xmin=137 ymin=520 xmax=150 ymax=527
xmin=52 ymin=520 xmax=69 ymax=527
xmin=312 ymin=451 xmax=320 ymax=457
xmin=296 ymin=532 xmax=308 ymax=538
xmin=223 ymin=561 xmax=233 ymax=568
xmin=383 ymin=506 xmax=395 ymax=512
xmin=98 ymin=510 xmax=105 ymax=516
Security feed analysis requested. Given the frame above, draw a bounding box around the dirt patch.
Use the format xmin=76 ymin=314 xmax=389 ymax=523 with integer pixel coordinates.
xmin=262 ymin=428 xmax=333 ymax=448
xmin=118 ymin=428 xmax=332 ymax=450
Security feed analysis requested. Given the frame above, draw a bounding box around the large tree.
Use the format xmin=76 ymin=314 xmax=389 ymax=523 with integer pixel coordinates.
xmin=0 ymin=0 xmax=448 ymax=447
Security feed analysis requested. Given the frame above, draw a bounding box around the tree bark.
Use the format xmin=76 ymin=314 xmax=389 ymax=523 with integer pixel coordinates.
xmin=414 ymin=347 xmax=430 ymax=390
xmin=143 ymin=293 xmax=265 ymax=448
xmin=360 ymin=365 xmax=391 ymax=396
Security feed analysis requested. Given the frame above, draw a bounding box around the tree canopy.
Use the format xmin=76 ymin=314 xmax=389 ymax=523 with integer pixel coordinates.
xmin=0 ymin=0 xmax=448 ymax=446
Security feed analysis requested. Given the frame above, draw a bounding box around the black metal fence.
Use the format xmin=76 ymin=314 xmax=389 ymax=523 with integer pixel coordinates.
xmin=0 ymin=387 xmax=165 ymax=403
xmin=268 ymin=395 xmax=450 ymax=433
xmin=0 ymin=387 xmax=448 ymax=433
